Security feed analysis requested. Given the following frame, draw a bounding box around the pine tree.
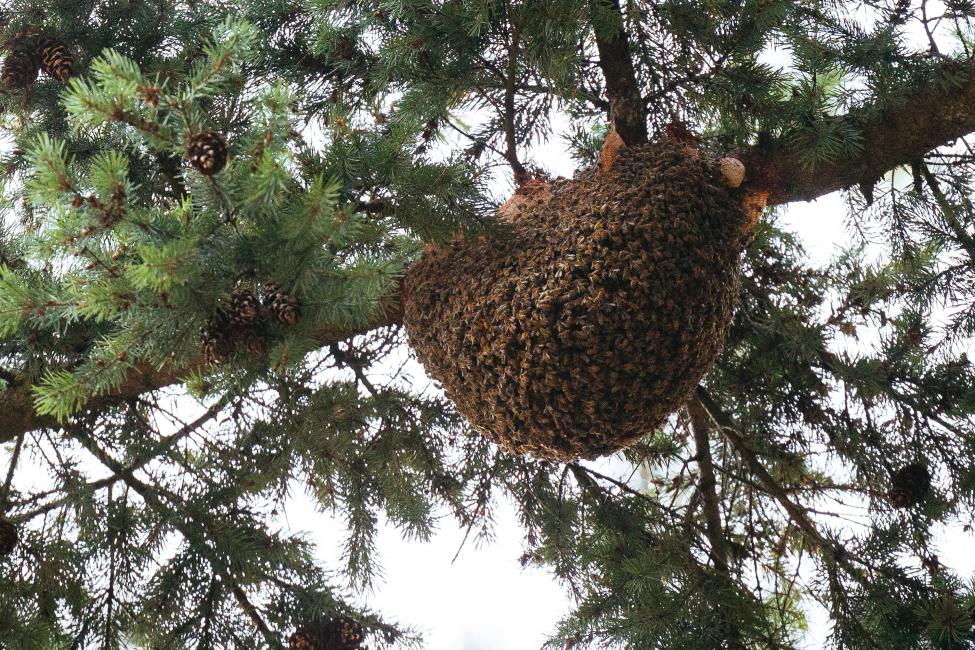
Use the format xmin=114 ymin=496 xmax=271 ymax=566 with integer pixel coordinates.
xmin=1 ymin=1 xmax=975 ymax=649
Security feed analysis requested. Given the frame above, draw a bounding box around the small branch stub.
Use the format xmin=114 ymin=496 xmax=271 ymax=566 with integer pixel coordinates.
xmin=601 ymin=126 xmax=626 ymax=172
xmin=718 ymin=157 xmax=745 ymax=188
xmin=741 ymin=190 xmax=769 ymax=236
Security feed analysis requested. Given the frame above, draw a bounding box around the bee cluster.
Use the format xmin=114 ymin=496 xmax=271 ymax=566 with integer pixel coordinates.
xmin=403 ymin=139 xmax=751 ymax=460
xmin=498 ymin=175 xmax=554 ymax=223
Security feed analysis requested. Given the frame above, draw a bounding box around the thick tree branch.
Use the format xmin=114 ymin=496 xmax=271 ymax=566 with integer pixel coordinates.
xmin=589 ymin=0 xmax=648 ymax=144
xmin=688 ymin=401 xmax=746 ymax=650
xmin=742 ymin=61 xmax=975 ymax=206
xmin=688 ymin=402 xmax=731 ymax=572
xmin=693 ymin=386 xmax=937 ymax=598
xmin=693 ymin=387 xmax=831 ymax=551
xmin=0 ymin=295 xmax=403 ymax=444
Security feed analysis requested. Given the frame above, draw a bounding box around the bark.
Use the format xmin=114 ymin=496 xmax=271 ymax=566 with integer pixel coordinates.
xmin=688 ymin=401 xmax=731 ymax=572
xmin=688 ymin=400 xmax=746 ymax=650
xmin=589 ymin=0 xmax=648 ymax=144
xmin=694 ymin=387 xmax=830 ymax=551
xmin=3 ymin=62 xmax=975 ymax=444
xmin=744 ymin=63 xmax=975 ymax=206
xmin=0 ymin=298 xmax=403 ymax=444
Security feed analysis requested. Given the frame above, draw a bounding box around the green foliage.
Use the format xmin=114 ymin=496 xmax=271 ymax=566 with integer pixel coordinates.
xmin=2 ymin=0 xmax=975 ymax=649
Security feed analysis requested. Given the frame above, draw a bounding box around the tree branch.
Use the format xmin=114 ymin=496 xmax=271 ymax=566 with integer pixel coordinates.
xmin=693 ymin=386 xmax=936 ymax=597
xmin=693 ymin=387 xmax=831 ymax=551
xmin=687 ymin=401 xmax=746 ymax=650
xmin=0 ymin=430 xmax=25 ymax=509
xmin=0 ymin=294 xmax=403 ymax=444
xmin=4 ymin=62 xmax=975 ymax=444
xmin=589 ymin=0 xmax=648 ymax=144
xmin=69 ymin=425 xmax=282 ymax=647
xmin=688 ymin=402 xmax=731 ymax=572
xmin=742 ymin=60 xmax=975 ymax=206
xmin=9 ymin=398 xmax=227 ymax=522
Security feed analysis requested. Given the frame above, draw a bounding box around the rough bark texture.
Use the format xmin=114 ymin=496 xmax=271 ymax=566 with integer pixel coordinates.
xmin=0 ymin=364 xmax=179 ymax=444
xmin=589 ymin=0 xmax=648 ymax=144
xmin=0 ymin=301 xmax=403 ymax=444
xmin=744 ymin=63 xmax=975 ymax=206
xmin=4 ymin=62 xmax=975 ymax=445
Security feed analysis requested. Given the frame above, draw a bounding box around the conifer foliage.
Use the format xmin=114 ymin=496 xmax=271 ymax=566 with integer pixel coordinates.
xmin=1 ymin=0 xmax=975 ymax=649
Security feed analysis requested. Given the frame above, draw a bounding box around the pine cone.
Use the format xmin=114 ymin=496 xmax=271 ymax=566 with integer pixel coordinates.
xmin=889 ymin=463 xmax=931 ymax=509
xmin=229 ymin=287 xmax=260 ymax=325
xmin=330 ymin=617 xmax=364 ymax=648
xmin=0 ymin=518 xmax=18 ymax=556
xmin=1 ymin=50 xmax=38 ymax=89
xmin=200 ymin=311 xmax=235 ymax=364
xmin=239 ymin=327 xmax=267 ymax=356
xmin=289 ymin=623 xmax=329 ymax=650
xmin=187 ymin=131 xmax=228 ymax=176
xmin=261 ymin=283 xmax=300 ymax=326
xmin=37 ymin=38 xmax=73 ymax=82
xmin=289 ymin=618 xmax=364 ymax=650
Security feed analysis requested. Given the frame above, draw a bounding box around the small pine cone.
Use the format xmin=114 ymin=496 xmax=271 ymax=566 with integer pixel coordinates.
xmin=289 ymin=623 xmax=329 ymax=650
xmin=889 ymin=463 xmax=931 ymax=509
xmin=329 ymin=617 xmax=364 ymax=649
xmin=200 ymin=312 xmax=234 ymax=364
xmin=0 ymin=518 xmax=18 ymax=556
xmin=187 ymin=131 xmax=228 ymax=176
xmin=261 ymin=283 xmax=300 ymax=326
xmin=1 ymin=50 xmax=38 ymax=89
xmin=229 ymin=287 xmax=260 ymax=325
xmin=290 ymin=618 xmax=363 ymax=650
xmin=239 ymin=327 xmax=267 ymax=356
xmin=38 ymin=38 xmax=73 ymax=82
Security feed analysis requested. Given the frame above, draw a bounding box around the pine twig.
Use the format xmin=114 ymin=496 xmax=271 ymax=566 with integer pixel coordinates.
xmin=11 ymin=398 xmax=227 ymax=522
xmin=0 ymin=430 xmax=25 ymax=511
xmin=693 ymin=387 xmax=831 ymax=551
xmin=692 ymin=387 xmax=930 ymax=596
xmin=67 ymin=424 xmax=283 ymax=648
xmin=687 ymin=400 xmax=746 ymax=650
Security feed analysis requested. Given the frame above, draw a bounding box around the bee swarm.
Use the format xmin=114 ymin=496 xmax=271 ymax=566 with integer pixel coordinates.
xmin=403 ymin=140 xmax=751 ymax=460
